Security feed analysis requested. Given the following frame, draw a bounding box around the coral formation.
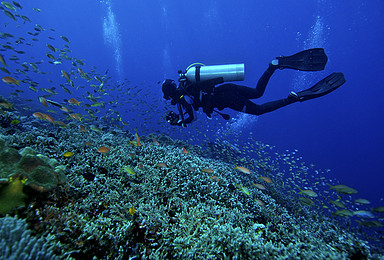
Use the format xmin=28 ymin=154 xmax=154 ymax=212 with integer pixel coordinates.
xmin=0 ymin=138 xmax=67 ymax=192
xmin=0 ymin=123 xmax=381 ymax=259
xmin=0 ymin=138 xmax=67 ymax=213
xmin=0 ymin=215 xmax=57 ymax=259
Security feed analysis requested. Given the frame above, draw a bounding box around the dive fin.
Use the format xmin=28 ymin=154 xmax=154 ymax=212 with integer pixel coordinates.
xmin=294 ymin=72 xmax=346 ymax=102
xmin=277 ymin=48 xmax=328 ymax=71
xmin=213 ymin=110 xmax=230 ymax=120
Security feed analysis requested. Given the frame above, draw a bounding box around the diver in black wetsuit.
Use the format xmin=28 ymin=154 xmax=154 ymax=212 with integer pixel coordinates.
xmin=162 ymin=48 xmax=346 ymax=127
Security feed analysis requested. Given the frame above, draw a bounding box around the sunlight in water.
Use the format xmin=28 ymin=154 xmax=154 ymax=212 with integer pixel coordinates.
xmin=217 ymin=113 xmax=258 ymax=137
xmin=162 ymin=47 xmax=171 ymax=78
xmin=101 ymin=0 xmax=123 ymax=77
xmin=293 ymin=15 xmax=328 ymax=92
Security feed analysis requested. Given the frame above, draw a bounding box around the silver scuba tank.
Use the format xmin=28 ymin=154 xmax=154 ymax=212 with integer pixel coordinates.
xmin=184 ymin=64 xmax=244 ymax=83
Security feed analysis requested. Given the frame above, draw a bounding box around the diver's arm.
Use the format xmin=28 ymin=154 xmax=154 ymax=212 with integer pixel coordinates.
xmin=180 ymin=98 xmax=196 ymax=126
xmin=166 ymin=101 xmax=193 ymax=126
xmin=182 ymin=107 xmax=194 ymax=124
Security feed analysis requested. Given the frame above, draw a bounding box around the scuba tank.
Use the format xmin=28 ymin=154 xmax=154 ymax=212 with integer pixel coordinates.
xmin=175 ymin=63 xmax=243 ymax=122
xmin=179 ymin=63 xmax=244 ymax=83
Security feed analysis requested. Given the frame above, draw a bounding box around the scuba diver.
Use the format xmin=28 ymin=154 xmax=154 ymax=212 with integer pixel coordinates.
xmin=162 ymin=48 xmax=346 ymax=127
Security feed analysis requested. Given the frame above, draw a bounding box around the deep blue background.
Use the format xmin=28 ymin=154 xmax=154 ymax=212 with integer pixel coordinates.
xmin=3 ymin=0 xmax=384 ymax=205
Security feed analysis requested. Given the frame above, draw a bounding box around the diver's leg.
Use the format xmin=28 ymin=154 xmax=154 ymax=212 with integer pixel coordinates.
xmin=235 ymin=49 xmax=328 ymax=99
xmin=214 ymin=85 xmax=298 ymax=116
xmin=233 ymin=64 xmax=278 ymax=99
xmin=275 ymin=48 xmax=328 ymax=71
xmin=290 ymin=72 xmax=346 ymax=102
xmin=242 ymin=95 xmax=298 ymax=115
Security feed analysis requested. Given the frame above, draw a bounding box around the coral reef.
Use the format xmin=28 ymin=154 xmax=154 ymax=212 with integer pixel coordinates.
xmin=0 ymin=137 xmax=67 ymax=214
xmin=0 ymin=215 xmax=57 ymax=259
xmin=0 ymin=122 xmax=381 ymax=259
xmin=0 ymin=138 xmax=67 ymax=192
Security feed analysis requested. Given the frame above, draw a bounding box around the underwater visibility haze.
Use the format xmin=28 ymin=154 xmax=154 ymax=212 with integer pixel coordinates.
xmin=0 ymin=0 xmax=384 ymax=258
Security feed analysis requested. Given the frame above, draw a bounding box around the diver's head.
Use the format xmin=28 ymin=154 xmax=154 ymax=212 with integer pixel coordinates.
xmin=162 ymin=79 xmax=177 ymax=100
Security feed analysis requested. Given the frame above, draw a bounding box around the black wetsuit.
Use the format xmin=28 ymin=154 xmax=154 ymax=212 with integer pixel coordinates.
xmin=175 ymin=64 xmax=298 ymax=125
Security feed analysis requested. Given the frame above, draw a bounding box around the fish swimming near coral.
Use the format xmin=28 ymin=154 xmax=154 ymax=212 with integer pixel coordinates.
xmin=253 ymin=183 xmax=266 ymax=190
xmin=354 ymin=198 xmax=370 ymax=205
xmin=255 ymin=199 xmax=265 ymax=207
xmin=329 ymin=184 xmax=358 ymax=195
xmin=12 ymin=1 xmax=23 ymax=9
xmin=299 ymin=197 xmax=314 ymax=206
xmin=135 ymin=133 xmax=141 ymax=147
xmin=56 ymin=121 xmax=67 ymax=128
xmin=79 ymin=125 xmax=86 ymax=133
xmin=156 ymin=163 xmax=168 ymax=168
xmin=68 ymin=98 xmax=82 ymax=106
xmin=39 ymin=97 xmax=48 ymax=107
xmin=259 ymin=176 xmax=273 ymax=183
xmin=372 ymin=206 xmax=384 ymax=213
xmin=236 ymin=184 xmax=251 ymax=195
xmin=235 ymin=165 xmax=250 ymax=174
xmin=0 ymin=54 xmax=7 ymax=67
xmin=61 ymin=70 xmax=71 ymax=82
xmin=32 ymin=112 xmax=44 ymax=120
xmin=62 ymin=151 xmax=74 ymax=157
xmin=354 ymin=210 xmax=375 ymax=219
xmin=46 ymin=99 xmax=62 ymax=108
xmin=333 ymin=209 xmax=354 ymax=217
xmin=42 ymin=113 xmax=55 ymax=124
xmin=357 ymin=220 xmax=383 ymax=228
xmin=201 ymin=168 xmax=214 ymax=173
xmin=330 ymin=199 xmax=347 ymax=209
xmin=1 ymin=1 xmax=17 ymax=11
xmin=152 ymin=138 xmax=160 ymax=145
xmin=0 ymin=101 xmax=13 ymax=109
xmin=69 ymin=113 xmax=82 ymax=121
xmin=61 ymin=35 xmax=70 ymax=43
xmin=122 ymin=166 xmax=136 ymax=175
xmin=97 ymin=146 xmax=110 ymax=153
xmin=298 ymin=189 xmax=318 ymax=197
xmin=3 ymin=9 xmax=16 ymax=21
xmin=2 ymin=76 xmax=20 ymax=85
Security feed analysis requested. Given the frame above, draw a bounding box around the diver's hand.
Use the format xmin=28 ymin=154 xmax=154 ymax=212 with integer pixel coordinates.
xmin=169 ymin=120 xmax=186 ymax=127
xmin=166 ymin=111 xmax=179 ymax=125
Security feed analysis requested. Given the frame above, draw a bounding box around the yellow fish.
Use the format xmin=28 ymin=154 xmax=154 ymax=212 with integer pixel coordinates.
xmin=0 ymin=176 xmax=27 ymax=214
xmin=63 ymin=151 xmax=74 ymax=157
xmin=122 ymin=166 xmax=136 ymax=175
xmin=298 ymin=189 xmax=318 ymax=197
xmin=330 ymin=184 xmax=358 ymax=195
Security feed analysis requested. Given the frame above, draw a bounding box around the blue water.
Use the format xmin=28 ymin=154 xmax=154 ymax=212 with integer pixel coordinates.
xmin=2 ymin=0 xmax=384 ymax=212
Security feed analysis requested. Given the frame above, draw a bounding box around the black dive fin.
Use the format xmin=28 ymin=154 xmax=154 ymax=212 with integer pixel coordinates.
xmin=213 ymin=110 xmax=230 ymax=120
xmin=296 ymin=72 xmax=346 ymax=102
xmin=277 ymin=48 xmax=328 ymax=71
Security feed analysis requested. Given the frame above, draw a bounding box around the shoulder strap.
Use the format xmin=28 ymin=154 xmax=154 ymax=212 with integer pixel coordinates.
xmin=177 ymin=102 xmax=185 ymax=124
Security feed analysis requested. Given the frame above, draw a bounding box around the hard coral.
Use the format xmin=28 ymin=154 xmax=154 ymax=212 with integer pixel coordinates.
xmin=0 ymin=138 xmax=67 ymax=213
xmin=0 ymin=215 xmax=57 ymax=259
